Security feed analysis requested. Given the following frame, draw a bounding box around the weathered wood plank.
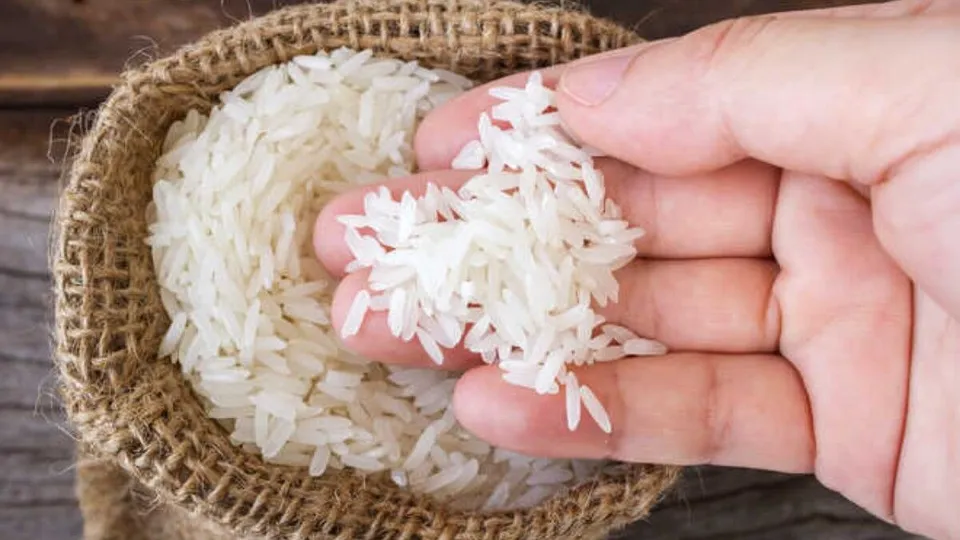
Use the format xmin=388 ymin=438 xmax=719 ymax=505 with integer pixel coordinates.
xmin=622 ymin=468 xmax=922 ymax=540
xmin=0 ymin=109 xmax=81 ymax=540
xmin=0 ymin=0 xmax=279 ymax=106
xmin=0 ymin=507 xmax=84 ymax=540
xmin=0 ymin=355 xmax=60 ymax=410
xmin=0 ymin=406 xmax=72 ymax=456
xmin=592 ymin=0 xmax=873 ymax=39
xmin=0 ymin=111 xmax=61 ymax=379
xmin=0 ymin=0 xmax=873 ymax=106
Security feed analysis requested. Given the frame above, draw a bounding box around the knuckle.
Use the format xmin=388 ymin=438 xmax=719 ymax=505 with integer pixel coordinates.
xmin=875 ymin=141 xmax=960 ymax=238
xmin=689 ymin=15 xmax=780 ymax=75
xmin=696 ymin=358 xmax=732 ymax=464
xmin=906 ymin=0 xmax=940 ymax=15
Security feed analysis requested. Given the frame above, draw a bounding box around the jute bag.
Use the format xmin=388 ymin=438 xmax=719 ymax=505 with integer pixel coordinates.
xmin=53 ymin=1 xmax=680 ymax=538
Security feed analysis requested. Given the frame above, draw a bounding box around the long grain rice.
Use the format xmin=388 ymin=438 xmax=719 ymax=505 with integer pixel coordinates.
xmin=149 ymin=47 xmax=650 ymax=511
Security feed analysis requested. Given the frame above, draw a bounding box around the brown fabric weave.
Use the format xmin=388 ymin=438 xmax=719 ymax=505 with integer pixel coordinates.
xmin=76 ymin=453 xmax=236 ymax=540
xmin=53 ymin=1 xmax=680 ymax=538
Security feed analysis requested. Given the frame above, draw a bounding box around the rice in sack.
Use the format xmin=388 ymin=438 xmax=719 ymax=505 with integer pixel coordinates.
xmin=148 ymin=47 xmax=632 ymax=510
xmin=54 ymin=2 xmax=680 ymax=538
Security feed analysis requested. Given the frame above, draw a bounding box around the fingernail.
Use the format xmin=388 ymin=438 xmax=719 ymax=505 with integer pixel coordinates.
xmin=560 ymin=50 xmax=637 ymax=106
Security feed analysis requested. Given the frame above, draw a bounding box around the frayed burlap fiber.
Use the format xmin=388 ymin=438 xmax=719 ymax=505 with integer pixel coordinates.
xmin=53 ymin=1 xmax=680 ymax=538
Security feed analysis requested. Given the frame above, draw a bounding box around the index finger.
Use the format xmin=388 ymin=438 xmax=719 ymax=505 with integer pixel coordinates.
xmin=555 ymin=14 xmax=960 ymax=181
xmin=413 ymin=0 xmax=953 ymax=172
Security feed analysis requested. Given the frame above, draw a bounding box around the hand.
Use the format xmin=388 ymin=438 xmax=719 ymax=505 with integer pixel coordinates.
xmin=314 ymin=1 xmax=960 ymax=538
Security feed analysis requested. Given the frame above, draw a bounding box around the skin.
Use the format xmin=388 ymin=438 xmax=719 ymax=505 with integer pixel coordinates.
xmin=314 ymin=1 xmax=960 ymax=538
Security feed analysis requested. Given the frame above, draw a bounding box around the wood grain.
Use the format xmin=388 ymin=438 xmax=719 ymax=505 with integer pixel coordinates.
xmin=0 ymin=0 xmax=875 ymax=106
xmin=591 ymin=0 xmax=873 ymax=38
xmin=625 ymin=468 xmax=921 ymax=540
xmin=0 ymin=0 xmax=274 ymax=106
xmin=0 ymin=108 xmax=83 ymax=540
xmin=0 ymin=1 xmax=921 ymax=539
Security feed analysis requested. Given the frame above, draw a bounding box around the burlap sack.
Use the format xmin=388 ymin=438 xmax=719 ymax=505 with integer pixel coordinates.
xmin=53 ymin=1 xmax=680 ymax=538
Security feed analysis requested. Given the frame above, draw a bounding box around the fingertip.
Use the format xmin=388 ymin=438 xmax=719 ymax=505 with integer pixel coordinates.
xmin=331 ymin=272 xmax=413 ymax=362
xmin=453 ymin=365 xmax=608 ymax=457
xmin=333 ymin=271 xmax=483 ymax=370
xmin=313 ymin=170 xmax=477 ymax=277
xmin=556 ymin=37 xmax=741 ymax=176
xmin=329 ymin=268 xmax=362 ymax=339
xmin=314 ymin=194 xmax=353 ymax=278
xmin=414 ymin=103 xmax=473 ymax=171
xmin=452 ymin=366 xmax=540 ymax=447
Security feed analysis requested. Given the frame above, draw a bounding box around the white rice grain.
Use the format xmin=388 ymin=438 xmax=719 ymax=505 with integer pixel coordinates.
xmin=403 ymin=425 xmax=437 ymax=471
xmin=309 ymin=445 xmax=332 ymax=476
xmin=579 ymin=384 xmax=612 ymax=434
xmin=341 ymin=290 xmax=370 ymax=339
xmin=564 ymin=372 xmax=582 ymax=431
xmin=416 ymin=329 xmax=445 ymax=366
xmin=623 ymin=338 xmax=668 ymax=356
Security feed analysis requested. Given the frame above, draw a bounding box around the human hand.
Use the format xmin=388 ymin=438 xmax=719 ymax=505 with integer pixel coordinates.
xmin=315 ymin=1 xmax=960 ymax=538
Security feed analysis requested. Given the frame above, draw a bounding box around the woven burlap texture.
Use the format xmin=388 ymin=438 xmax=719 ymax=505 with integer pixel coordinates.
xmin=53 ymin=1 xmax=680 ymax=538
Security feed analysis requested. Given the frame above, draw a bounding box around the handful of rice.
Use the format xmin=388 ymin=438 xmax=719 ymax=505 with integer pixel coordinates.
xmin=147 ymin=47 xmax=665 ymax=512
xmin=340 ymin=71 xmax=667 ymax=435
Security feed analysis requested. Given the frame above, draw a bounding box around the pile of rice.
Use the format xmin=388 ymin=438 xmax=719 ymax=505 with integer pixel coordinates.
xmin=147 ymin=45 xmax=662 ymax=510
xmin=147 ymin=48 xmax=631 ymax=511
xmin=340 ymin=72 xmax=667 ymax=435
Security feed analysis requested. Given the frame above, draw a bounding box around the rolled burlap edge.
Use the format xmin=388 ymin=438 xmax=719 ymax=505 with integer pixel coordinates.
xmin=53 ymin=1 xmax=680 ymax=538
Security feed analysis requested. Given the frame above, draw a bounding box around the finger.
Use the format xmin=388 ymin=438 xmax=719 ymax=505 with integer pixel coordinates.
xmin=314 ymin=159 xmax=779 ymax=277
xmin=332 ymin=256 xmax=780 ymax=369
xmin=330 ymin=268 xmax=481 ymax=370
xmin=413 ymin=0 xmax=956 ymax=169
xmin=555 ymin=15 xmax=960 ymax=181
xmin=773 ymin=172 xmax=912 ymax=518
xmin=453 ymin=352 xmax=814 ymax=473
xmin=612 ymin=159 xmax=777 ymax=259
xmin=603 ymin=258 xmax=780 ymax=354
xmin=313 ymin=169 xmax=475 ymax=277
xmin=413 ymin=1 xmax=953 ymax=169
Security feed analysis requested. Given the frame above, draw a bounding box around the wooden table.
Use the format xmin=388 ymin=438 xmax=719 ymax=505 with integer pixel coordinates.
xmin=0 ymin=1 xmax=923 ymax=539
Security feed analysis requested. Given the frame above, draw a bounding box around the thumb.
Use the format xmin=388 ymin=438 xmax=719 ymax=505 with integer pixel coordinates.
xmin=556 ymin=14 xmax=960 ymax=314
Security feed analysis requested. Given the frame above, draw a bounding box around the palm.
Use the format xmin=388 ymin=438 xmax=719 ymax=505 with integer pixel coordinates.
xmin=773 ymin=168 xmax=960 ymax=534
xmin=770 ymin=169 xmax=911 ymax=517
